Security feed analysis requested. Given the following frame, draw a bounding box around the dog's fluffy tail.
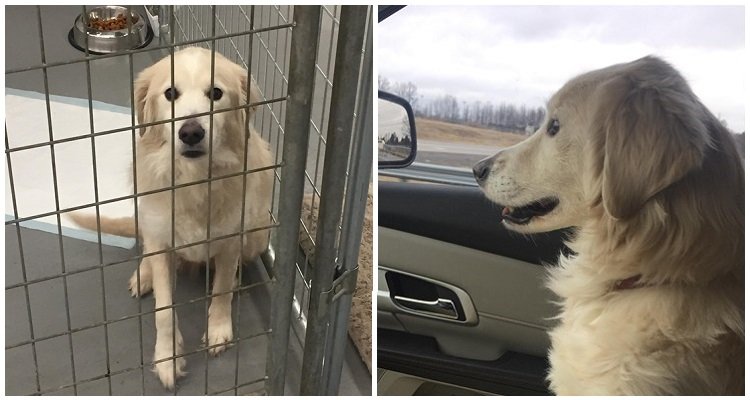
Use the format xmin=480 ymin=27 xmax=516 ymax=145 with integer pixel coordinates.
xmin=67 ymin=212 xmax=137 ymax=238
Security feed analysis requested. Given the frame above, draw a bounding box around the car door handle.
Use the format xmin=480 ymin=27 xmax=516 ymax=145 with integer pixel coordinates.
xmin=392 ymin=295 xmax=459 ymax=320
xmin=379 ymin=267 xmax=478 ymax=325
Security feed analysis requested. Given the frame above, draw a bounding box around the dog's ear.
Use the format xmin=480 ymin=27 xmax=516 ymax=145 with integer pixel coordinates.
xmin=238 ymin=71 xmax=263 ymax=115
xmin=133 ymin=68 xmax=153 ymax=137
xmin=596 ymin=57 xmax=711 ymax=219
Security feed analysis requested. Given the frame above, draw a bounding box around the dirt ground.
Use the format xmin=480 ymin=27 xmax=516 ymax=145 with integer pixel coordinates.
xmin=348 ymin=193 xmax=372 ymax=371
xmin=416 ymin=117 xmax=527 ymax=148
xmin=300 ymin=190 xmax=372 ymax=371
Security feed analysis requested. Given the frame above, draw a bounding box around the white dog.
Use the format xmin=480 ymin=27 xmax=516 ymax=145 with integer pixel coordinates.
xmin=473 ymin=56 xmax=744 ymax=395
xmin=70 ymin=47 xmax=273 ymax=389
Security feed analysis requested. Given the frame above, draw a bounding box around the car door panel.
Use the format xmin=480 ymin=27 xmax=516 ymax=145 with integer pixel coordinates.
xmin=379 ymin=227 xmax=553 ymax=360
xmin=378 ymin=179 xmax=566 ymax=394
xmin=378 ymin=329 xmax=551 ymax=395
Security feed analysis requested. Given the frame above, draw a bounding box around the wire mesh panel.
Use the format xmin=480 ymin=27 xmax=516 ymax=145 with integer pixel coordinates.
xmin=5 ymin=4 xmax=371 ymax=396
xmin=171 ymin=3 xmax=342 ymax=336
xmin=171 ymin=7 xmax=373 ymax=395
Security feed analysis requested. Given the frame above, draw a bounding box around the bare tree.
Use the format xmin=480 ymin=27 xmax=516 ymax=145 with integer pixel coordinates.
xmin=378 ymin=75 xmax=391 ymax=91
xmin=381 ymin=76 xmax=546 ymax=132
xmin=393 ymin=81 xmax=419 ymax=109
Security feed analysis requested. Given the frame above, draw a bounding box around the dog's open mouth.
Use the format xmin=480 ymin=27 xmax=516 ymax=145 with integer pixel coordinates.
xmin=181 ymin=150 xmax=205 ymax=158
xmin=502 ymin=197 xmax=559 ymax=225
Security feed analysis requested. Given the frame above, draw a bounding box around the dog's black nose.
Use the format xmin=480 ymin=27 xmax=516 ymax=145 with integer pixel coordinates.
xmin=178 ymin=120 xmax=205 ymax=146
xmin=473 ymin=156 xmax=493 ymax=184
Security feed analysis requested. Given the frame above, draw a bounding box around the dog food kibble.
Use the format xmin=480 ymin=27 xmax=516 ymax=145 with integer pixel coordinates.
xmin=88 ymin=14 xmax=138 ymax=31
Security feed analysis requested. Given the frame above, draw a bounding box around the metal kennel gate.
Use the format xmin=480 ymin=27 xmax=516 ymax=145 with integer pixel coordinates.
xmin=4 ymin=5 xmax=372 ymax=395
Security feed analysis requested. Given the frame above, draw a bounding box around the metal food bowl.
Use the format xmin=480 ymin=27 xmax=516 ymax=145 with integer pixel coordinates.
xmin=69 ymin=6 xmax=152 ymax=54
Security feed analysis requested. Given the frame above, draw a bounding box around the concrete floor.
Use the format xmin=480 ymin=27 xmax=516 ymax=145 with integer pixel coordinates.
xmin=4 ymin=5 xmax=369 ymax=396
xmin=5 ymin=225 xmax=286 ymax=395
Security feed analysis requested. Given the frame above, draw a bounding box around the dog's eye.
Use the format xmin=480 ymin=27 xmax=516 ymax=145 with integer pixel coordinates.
xmin=164 ymin=87 xmax=179 ymax=101
xmin=208 ymin=87 xmax=223 ymax=101
xmin=547 ymin=118 xmax=560 ymax=136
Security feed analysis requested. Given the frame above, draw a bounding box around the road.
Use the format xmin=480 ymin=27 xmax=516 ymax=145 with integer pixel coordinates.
xmin=415 ymin=139 xmax=501 ymax=169
xmin=419 ymin=139 xmax=501 ymax=156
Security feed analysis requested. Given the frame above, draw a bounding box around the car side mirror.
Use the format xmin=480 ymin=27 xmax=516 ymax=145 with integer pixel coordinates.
xmin=378 ymin=90 xmax=417 ymax=168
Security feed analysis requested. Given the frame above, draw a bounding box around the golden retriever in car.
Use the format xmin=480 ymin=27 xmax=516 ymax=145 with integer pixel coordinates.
xmin=69 ymin=47 xmax=273 ymax=389
xmin=473 ymin=56 xmax=743 ymax=395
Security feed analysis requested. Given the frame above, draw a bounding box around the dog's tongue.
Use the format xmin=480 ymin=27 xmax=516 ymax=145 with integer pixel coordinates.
xmin=502 ymin=206 xmax=512 ymax=217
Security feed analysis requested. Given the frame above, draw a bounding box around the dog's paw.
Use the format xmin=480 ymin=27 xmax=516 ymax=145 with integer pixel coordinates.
xmin=203 ymin=318 xmax=233 ymax=356
xmin=153 ymin=337 xmax=186 ymax=390
xmin=129 ymin=269 xmax=152 ymax=297
xmin=153 ymin=356 xmax=187 ymax=390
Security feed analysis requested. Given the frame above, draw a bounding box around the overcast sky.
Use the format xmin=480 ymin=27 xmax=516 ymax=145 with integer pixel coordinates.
xmin=379 ymin=6 xmax=745 ymax=132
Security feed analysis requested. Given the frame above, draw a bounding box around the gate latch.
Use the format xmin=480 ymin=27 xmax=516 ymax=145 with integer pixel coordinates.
xmin=318 ymin=264 xmax=359 ymax=317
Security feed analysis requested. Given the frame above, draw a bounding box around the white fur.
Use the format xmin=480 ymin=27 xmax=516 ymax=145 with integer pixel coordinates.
xmin=477 ymin=56 xmax=744 ymax=395
xmin=132 ymin=47 xmax=273 ymax=389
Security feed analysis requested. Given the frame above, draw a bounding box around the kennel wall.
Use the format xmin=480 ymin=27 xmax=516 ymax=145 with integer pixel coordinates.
xmin=5 ymin=5 xmax=372 ymax=395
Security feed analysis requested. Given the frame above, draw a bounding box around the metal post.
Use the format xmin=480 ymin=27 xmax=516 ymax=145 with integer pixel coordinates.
xmin=265 ymin=6 xmax=321 ymax=396
xmin=323 ymin=7 xmax=373 ymax=395
xmin=299 ymin=5 xmax=369 ymax=395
